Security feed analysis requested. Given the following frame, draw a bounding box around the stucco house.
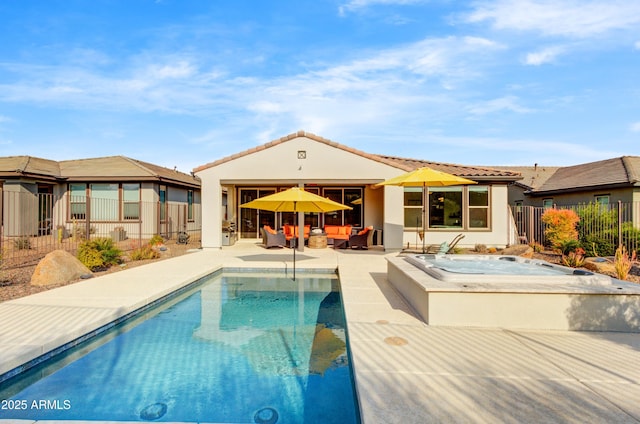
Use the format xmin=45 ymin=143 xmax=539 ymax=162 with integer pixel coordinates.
xmin=194 ymin=131 xmax=522 ymax=251
xmin=510 ymin=156 xmax=640 ymax=209
xmin=499 ymin=156 xmax=640 ymax=246
xmin=0 ymin=155 xmax=201 ymax=239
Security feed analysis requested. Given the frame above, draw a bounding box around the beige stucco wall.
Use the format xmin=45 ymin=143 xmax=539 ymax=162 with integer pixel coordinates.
xmin=196 ymin=135 xmax=515 ymax=250
xmin=196 ymin=136 xmax=406 ymax=249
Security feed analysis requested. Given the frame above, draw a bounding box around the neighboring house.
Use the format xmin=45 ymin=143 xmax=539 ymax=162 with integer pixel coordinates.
xmin=0 ymin=155 xmax=201 ymax=239
xmin=500 ymin=156 xmax=640 ymax=208
xmin=497 ymin=157 xmax=640 ymax=245
xmin=194 ymin=131 xmax=522 ymax=251
xmin=496 ymin=164 xmax=561 ymax=207
xmin=518 ymin=156 xmax=640 ymax=208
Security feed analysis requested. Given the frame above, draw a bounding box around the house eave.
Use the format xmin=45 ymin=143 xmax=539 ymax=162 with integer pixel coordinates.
xmin=526 ymin=182 xmax=632 ymax=197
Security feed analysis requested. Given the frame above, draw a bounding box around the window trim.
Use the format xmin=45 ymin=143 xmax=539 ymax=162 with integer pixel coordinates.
xmin=403 ymin=185 xmax=491 ymax=231
xmin=67 ymin=182 xmax=141 ymax=222
xmin=187 ymin=189 xmax=194 ymax=222
xmin=122 ymin=183 xmax=141 ymax=221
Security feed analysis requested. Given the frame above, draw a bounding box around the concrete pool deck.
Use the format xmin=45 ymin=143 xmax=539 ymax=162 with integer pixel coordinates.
xmin=1 ymin=241 xmax=640 ymax=423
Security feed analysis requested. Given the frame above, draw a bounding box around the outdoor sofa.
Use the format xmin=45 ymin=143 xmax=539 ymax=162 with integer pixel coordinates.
xmin=324 ymin=224 xmax=352 ymax=245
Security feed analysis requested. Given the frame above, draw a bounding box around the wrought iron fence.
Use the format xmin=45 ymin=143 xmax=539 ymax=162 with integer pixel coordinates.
xmin=511 ymin=201 xmax=640 ymax=255
xmin=1 ymin=191 xmax=201 ymax=271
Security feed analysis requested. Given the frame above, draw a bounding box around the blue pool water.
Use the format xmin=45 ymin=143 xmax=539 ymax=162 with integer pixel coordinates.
xmin=0 ymin=271 xmax=360 ymax=423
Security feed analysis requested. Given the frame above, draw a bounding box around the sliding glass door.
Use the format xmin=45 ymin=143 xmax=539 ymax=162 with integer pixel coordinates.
xmin=239 ymin=188 xmax=276 ymax=238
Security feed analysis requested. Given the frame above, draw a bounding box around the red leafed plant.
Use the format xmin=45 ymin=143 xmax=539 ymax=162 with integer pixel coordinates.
xmin=541 ymin=208 xmax=580 ymax=251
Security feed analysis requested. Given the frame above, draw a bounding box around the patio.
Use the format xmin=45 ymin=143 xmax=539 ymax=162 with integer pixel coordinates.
xmin=1 ymin=241 xmax=640 ymax=423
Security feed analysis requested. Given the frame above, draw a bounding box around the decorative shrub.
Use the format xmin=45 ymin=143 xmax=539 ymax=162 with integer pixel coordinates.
xmin=149 ymin=234 xmax=164 ymax=246
xmin=614 ymin=245 xmax=637 ymax=281
xmin=129 ymin=244 xmax=160 ymax=261
xmin=562 ymin=247 xmax=586 ymax=268
xmin=474 ymin=244 xmax=488 ymax=253
xmin=541 ymin=209 xmax=579 ymax=251
xmin=77 ymin=237 xmax=122 ymax=271
xmin=582 ymin=234 xmax=615 ymax=257
xmin=530 ymin=242 xmax=544 ymax=253
xmin=557 ymin=239 xmax=580 ymax=256
xmin=77 ymin=247 xmax=105 ymax=270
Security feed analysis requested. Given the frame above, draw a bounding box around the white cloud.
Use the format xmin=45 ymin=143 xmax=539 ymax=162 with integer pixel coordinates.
xmin=146 ymin=61 xmax=196 ymax=80
xmin=524 ymin=45 xmax=565 ymax=65
xmin=339 ymin=0 xmax=426 ymax=16
xmin=0 ymin=35 xmax=505 ymax=140
xmin=635 ymin=41 xmax=640 ymax=50
xmin=465 ymin=0 xmax=640 ymax=38
xmin=630 ymin=122 xmax=640 ymax=132
xmin=467 ymin=96 xmax=534 ymax=115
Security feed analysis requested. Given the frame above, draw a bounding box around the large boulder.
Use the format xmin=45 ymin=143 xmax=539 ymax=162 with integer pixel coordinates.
xmin=31 ymin=250 xmax=92 ymax=287
xmin=501 ymin=244 xmax=534 ymax=258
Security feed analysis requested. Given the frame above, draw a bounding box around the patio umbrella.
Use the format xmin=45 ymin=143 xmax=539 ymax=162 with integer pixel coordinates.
xmin=240 ymin=187 xmax=351 ymax=280
xmin=376 ymin=167 xmax=477 ymax=253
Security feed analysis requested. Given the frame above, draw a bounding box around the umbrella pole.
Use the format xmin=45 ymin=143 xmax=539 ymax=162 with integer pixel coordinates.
xmin=293 ymin=202 xmax=296 ymax=281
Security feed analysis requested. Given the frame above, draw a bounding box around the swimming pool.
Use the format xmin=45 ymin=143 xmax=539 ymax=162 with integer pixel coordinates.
xmin=0 ymin=271 xmax=361 ymax=423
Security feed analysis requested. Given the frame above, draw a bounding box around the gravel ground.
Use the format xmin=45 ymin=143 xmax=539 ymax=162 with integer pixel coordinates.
xmin=0 ymin=240 xmax=197 ymax=302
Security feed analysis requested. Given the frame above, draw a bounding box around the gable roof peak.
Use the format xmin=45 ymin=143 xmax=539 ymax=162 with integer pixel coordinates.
xmin=193 ymin=130 xmax=407 ymax=172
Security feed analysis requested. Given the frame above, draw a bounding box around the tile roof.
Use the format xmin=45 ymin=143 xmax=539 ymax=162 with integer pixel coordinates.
xmin=194 ymin=130 xmax=522 ymax=181
xmin=376 ymin=155 xmax=522 ymax=180
xmin=530 ymin=156 xmax=640 ymax=194
xmin=59 ymin=156 xmax=200 ymax=187
xmin=0 ymin=156 xmax=61 ymax=179
xmin=489 ymin=165 xmax=561 ymax=190
xmin=0 ymin=155 xmax=200 ymax=187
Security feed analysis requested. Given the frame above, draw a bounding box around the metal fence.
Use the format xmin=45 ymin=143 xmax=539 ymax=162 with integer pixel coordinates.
xmin=512 ymin=201 xmax=640 ymax=255
xmin=1 ymin=191 xmax=201 ymax=271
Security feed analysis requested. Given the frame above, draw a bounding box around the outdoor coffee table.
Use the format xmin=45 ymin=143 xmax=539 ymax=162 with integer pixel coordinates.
xmin=308 ymin=233 xmax=327 ymax=248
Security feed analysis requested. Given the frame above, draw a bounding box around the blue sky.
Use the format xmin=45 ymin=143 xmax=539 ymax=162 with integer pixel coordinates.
xmin=1 ymin=0 xmax=639 ymax=173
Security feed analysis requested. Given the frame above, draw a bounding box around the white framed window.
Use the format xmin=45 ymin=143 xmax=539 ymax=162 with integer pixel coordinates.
xmin=123 ymin=184 xmax=141 ymax=220
xmin=403 ymin=185 xmax=491 ymax=230
xmin=468 ymin=185 xmax=489 ymax=228
xmin=69 ymin=184 xmax=87 ymax=220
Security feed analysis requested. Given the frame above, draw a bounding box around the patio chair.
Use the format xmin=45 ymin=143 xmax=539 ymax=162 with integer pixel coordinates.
xmin=349 ymin=226 xmax=374 ymax=250
xmin=262 ymin=226 xmax=286 ymax=248
xmin=425 ymin=233 xmax=465 ymax=254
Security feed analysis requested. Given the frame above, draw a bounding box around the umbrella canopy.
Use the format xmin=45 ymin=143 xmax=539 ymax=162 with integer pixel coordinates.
xmin=375 ymin=167 xmax=477 ymax=187
xmin=376 ymin=167 xmax=477 ymax=252
xmin=240 ymin=187 xmax=351 ymax=280
xmin=240 ymin=187 xmax=352 ymax=213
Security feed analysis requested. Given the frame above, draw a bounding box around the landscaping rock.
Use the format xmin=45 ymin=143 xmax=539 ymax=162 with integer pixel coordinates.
xmin=502 ymin=244 xmax=534 ymax=258
xmin=583 ymin=257 xmax=616 ymax=276
xmin=31 ymin=250 xmax=92 ymax=287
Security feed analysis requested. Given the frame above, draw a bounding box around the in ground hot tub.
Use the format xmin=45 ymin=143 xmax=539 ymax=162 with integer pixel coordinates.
xmin=387 ymin=254 xmax=640 ymax=332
